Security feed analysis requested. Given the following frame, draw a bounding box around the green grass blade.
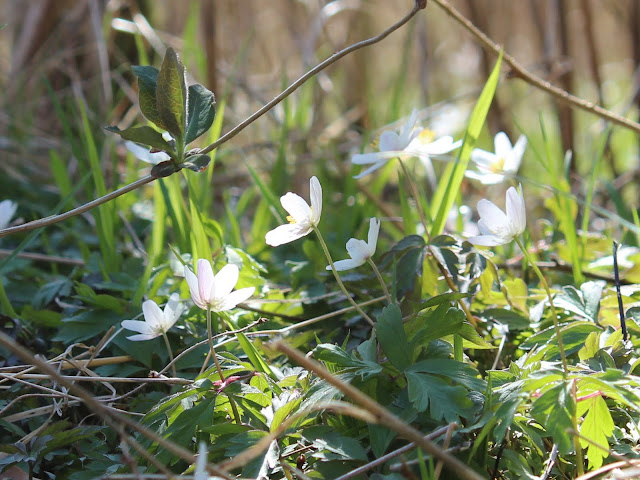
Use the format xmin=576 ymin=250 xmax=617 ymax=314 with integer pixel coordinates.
xmin=430 ymin=50 xmax=503 ymax=237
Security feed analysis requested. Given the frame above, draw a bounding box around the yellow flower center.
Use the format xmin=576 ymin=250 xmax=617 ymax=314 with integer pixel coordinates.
xmin=416 ymin=129 xmax=435 ymax=144
xmin=287 ymin=215 xmax=296 ymax=224
xmin=489 ymin=156 xmax=506 ymax=173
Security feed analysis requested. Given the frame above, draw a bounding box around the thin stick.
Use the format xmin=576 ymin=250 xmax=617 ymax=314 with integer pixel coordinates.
xmin=273 ymin=341 xmax=484 ymax=480
xmin=0 ymin=175 xmax=154 ymax=238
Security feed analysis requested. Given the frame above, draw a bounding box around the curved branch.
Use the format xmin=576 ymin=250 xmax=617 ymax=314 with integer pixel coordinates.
xmin=199 ymin=1 xmax=424 ymax=155
xmin=432 ymin=0 xmax=640 ymax=135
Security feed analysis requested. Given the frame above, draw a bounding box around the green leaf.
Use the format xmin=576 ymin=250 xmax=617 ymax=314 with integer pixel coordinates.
xmin=313 ymin=343 xmax=382 ymax=380
xmin=302 ymin=426 xmax=368 ymax=461
xmin=185 ymin=84 xmax=216 ymax=144
xmin=131 ymin=65 xmax=163 ymax=128
xmin=105 ymin=125 xmax=175 ymax=155
xmin=530 ymin=382 xmax=575 ymax=454
xmin=405 ymin=371 xmax=473 ymax=422
xmin=578 ymin=395 xmax=614 ymax=469
xmin=418 ymin=292 xmax=471 ymax=309
xmin=430 ymin=50 xmax=503 ymax=236
xmin=156 ymin=47 xmax=187 ymax=142
xmin=376 ymin=303 xmax=412 ymax=371
xmin=408 ymin=305 xmax=465 ymax=354
xmin=479 ymin=308 xmax=531 ymax=331
xmin=151 ymin=161 xmax=179 ymax=178
xmin=180 ymin=153 xmax=211 ymax=172
xmin=407 ymin=358 xmax=486 ymax=391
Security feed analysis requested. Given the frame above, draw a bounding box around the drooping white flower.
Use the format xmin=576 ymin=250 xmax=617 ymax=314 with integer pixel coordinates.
xmin=328 ymin=218 xmax=380 ymax=271
xmin=265 ymin=176 xmax=322 ymax=246
xmin=0 ymin=200 xmax=17 ymax=230
xmin=468 ymin=186 xmax=526 ymax=246
xmin=125 ymin=140 xmax=171 ymax=165
xmin=185 ymin=259 xmax=255 ymax=311
xmin=352 ymin=110 xmax=461 ymax=179
xmin=121 ymin=293 xmax=183 ymax=341
xmin=465 ymin=132 xmax=527 ymax=185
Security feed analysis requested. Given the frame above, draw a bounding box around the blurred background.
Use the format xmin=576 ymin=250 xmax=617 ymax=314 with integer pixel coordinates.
xmin=1 ymin=0 xmax=639 ymax=205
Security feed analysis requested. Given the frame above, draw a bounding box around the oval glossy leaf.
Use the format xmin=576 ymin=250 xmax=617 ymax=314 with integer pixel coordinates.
xmin=179 ymin=153 xmax=211 ymax=173
xmin=105 ymin=125 xmax=175 ymax=155
xmin=156 ymin=47 xmax=187 ymax=142
xmin=151 ymin=160 xmax=178 ymax=178
xmin=131 ymin=65 xmax=164 ymax=128
xmin=185 ymin=84 xmax=216 ymax=144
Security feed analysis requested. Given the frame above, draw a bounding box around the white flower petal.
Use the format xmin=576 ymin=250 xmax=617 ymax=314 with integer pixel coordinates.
xmin=379 ymin=130 xmax=402 ymax=152
xmin=265 ymin=223 xmax=311 ymax=246
xmin=470 ymin=149 xmax=496 ymax=169
xmin=367 ymin=218 xmax=380 ymax=255
xmin=331 ymin=258 xmax=364 ymax=271
xmin=353 ymin=160 xmax=390 ymax=179
xmin=280 ymin=192 xmax=312 ymax=224
xmin=506 ymin=186 xmax=526 ymax=235
xmin=494 ymin=132 xmax=512 ymax=157
xmin=467 ymin=234 xmax=504 ymax=247
xmin=345 ymin=238 xmax=369 ymax=263
xmin=125 ymin=141 xmax=170 ymax=165
xmin=197 ymin=259 xmax=215 ymax=306
xmin=185 ymin=266 xmax=206 ymax=309
xmin=163 ymin=293 xmax=183 ymax=326
xmin=215 ymin=287 xmax=255 ymax=312
xmin=506 ymin=135 xmax=527 ymax=171
xmin=477 ymin=199 xmax=509 ymax=232
xmin=399 ymin=109 xmax=419 ymax=146
xmin=352 ymin=152 xmax=390 ymax=165
xmin=310 ymin=176 xmax=322 ymax=225
xmin=211 ymin=264 xmax=239 ymax=301
xmin=125 ymin=332 xmax=159 ymax=341
xmin=121 ymin=319 xmax=154 ymax=335
xmin=465 ymin=170 xmax=506 ymax=185
xmin=142 ymin=300 xmax=164 ymax=330
xmin=0 ymin=200 xmax=17 ymax=230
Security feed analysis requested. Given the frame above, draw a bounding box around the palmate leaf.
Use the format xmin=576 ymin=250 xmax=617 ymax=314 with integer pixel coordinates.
xmin=405 ymin=371 xmax=473 ymax=422
xmin=530 ymin=381 xmax=575 ymax=454
xmin=156 ymin=47 xmax=188 ymax=142
xmin=578 ymin=395 xmax=614 ymax=470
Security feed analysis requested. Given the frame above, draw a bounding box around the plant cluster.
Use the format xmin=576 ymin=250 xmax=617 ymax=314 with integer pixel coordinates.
xmin=3 ymin=3 xmax=640 ymax=480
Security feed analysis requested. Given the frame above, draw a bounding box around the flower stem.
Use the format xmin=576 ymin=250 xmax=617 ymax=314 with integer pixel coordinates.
xmin=161 ymin=331 xmax=177 ymax=378
xmin=367 ymin=258 xmax=392 ymax=305
xmin=397 ymin=158 xmax=431 ymax=242
xmin=514 ymin=236 xmax=568 ymax=377
xmin=314 ymin=226 xmax=376 ymax=326
xmin=206 ymin=308 xmax=225 ymax=381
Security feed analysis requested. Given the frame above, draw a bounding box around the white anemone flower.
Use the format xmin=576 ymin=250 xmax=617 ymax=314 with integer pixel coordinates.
xmin=184 ymin=259 xmax=255 ymax=312
xmin=0 ymin=200 xmax=17 ymax=230
xmin=352 ymin=110 xmax=461 ymax=179
xmin=468 ymin=186 xmax=526 ymax=246
xmin=265 ymin=176 xmax=322 ymax=247
xmin=328 ymin=218 xmax=380 ymax=271
xmin=125 ymin=140 xmax=171 ymax=165
xmin=121 ymin=293 xmax=183 ymax=341
xmin=465 ymin=132 xmax=527 ymax=185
